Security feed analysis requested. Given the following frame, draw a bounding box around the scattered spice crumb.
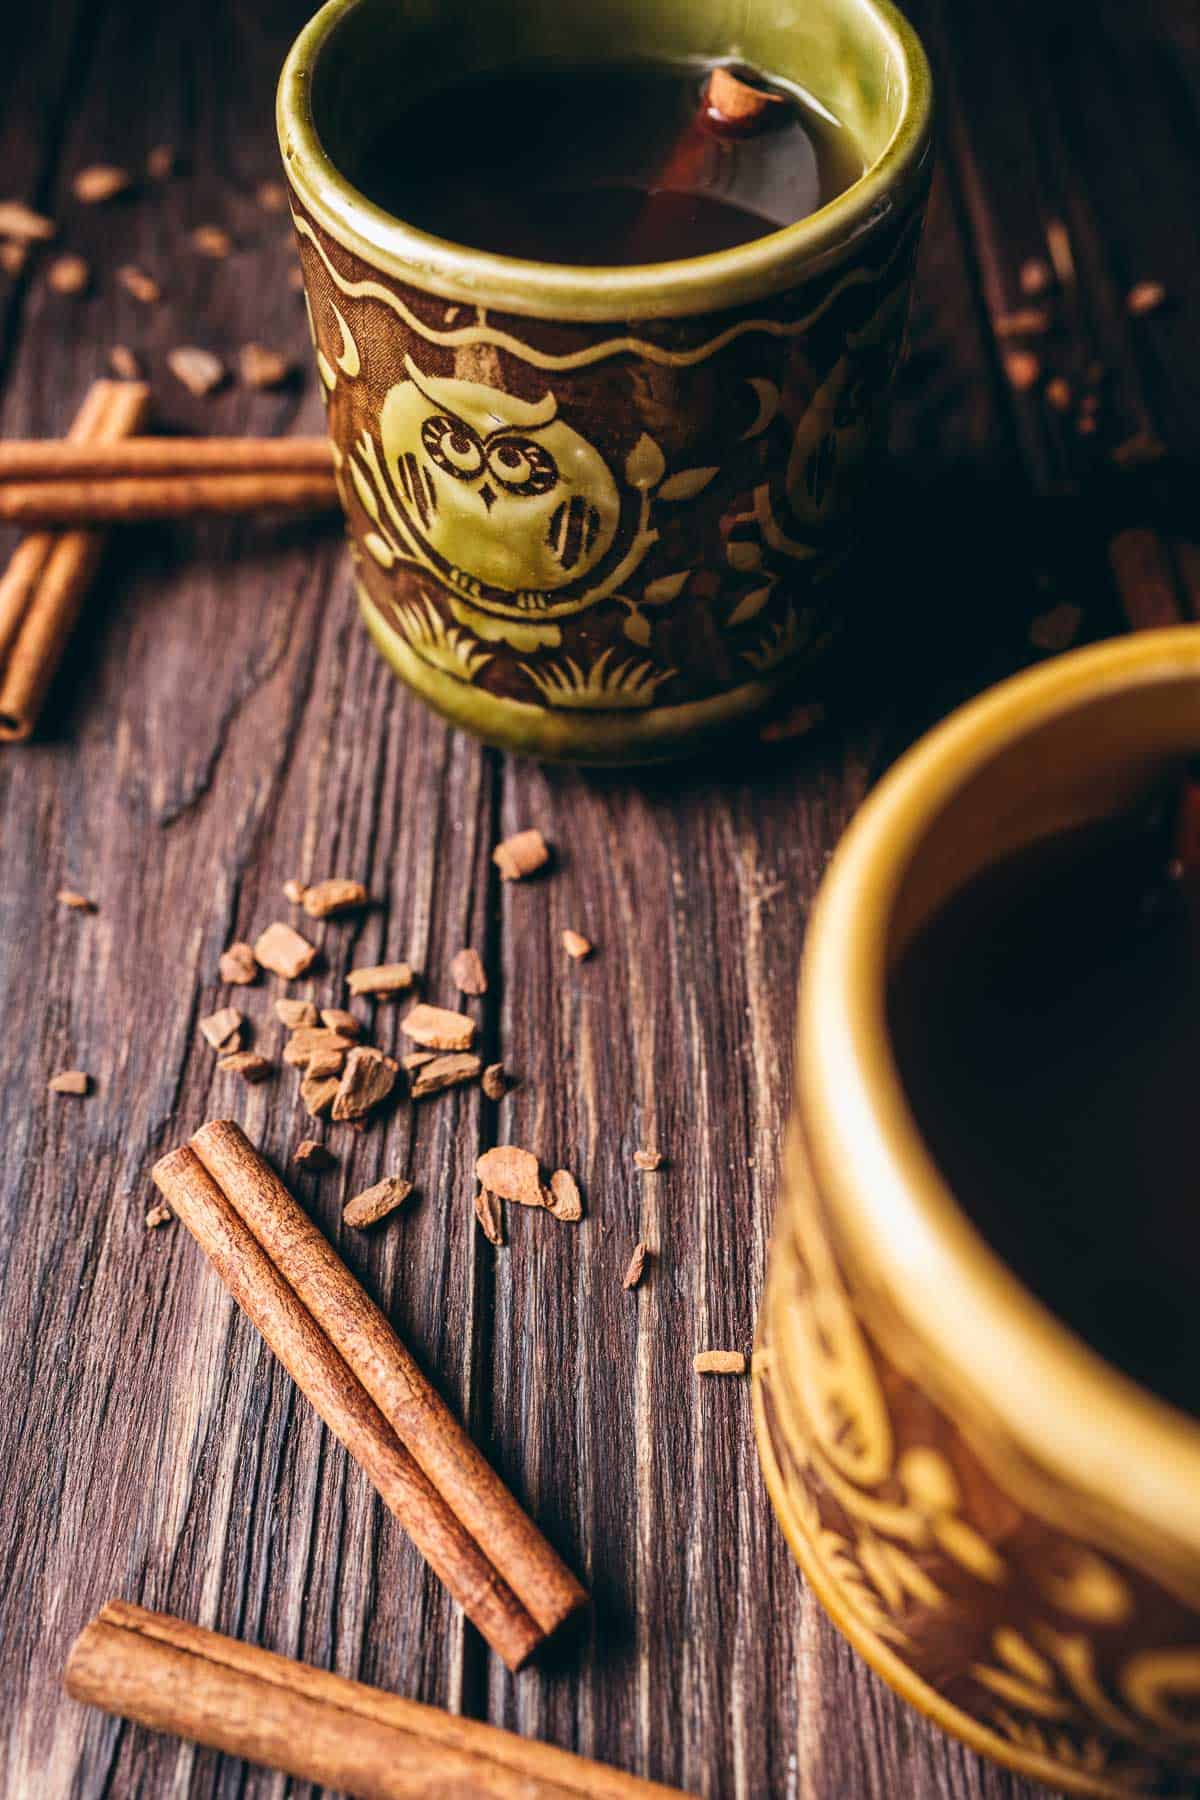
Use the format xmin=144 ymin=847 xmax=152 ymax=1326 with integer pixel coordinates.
xmin=1019 ymin=257 xmax=1052 ymax=297
xmin=475 ymin=1145 xmax=546 ymax=1208
xmin=0 ymin=200 xmax=55 ymax=241
xmin=1029 ymin=603 xmax=1083 ymax=654
xmin=108 ymin=345 xmax=141 ymax=380
xmin=634 ymin=1148 xmax=664 ymax=1172
xmin=481 ymin=1062 xmax=506 ymax=1101
xmin=319 ymin=1007 xmax=361 ymax=1037
xmin=275 ymin=998 xmax=317 ymax=1029
xmin=995 ymin=307 xmax=1051 ymax=339
xmin=199 ymin=1006 xmax=243 ymax=1052
xmin=1126 ymin=280 xmax=1166 ymax=318
xmin=49 ymin=1069 xmax=90 ymax=1096
xmin=1004 ymin=349 xmax=1040 ymax=392
xmin=344 ymin=1175 xmax=414 ymax=1229
xmin=332 ymin=1045 xmax=400 ymax=1121
xmin=622 ymin=1241 xmax=649 ymax=1289
xmin=293 ymin=1139 xmax=336 ymax=1172
xmin=48 ymin=254 xmax=90 ymax=295
xmin=1045 ymin=376 xmax=1072 ymax=414
xmin=347 ymin=962 xmax=413 ymax=998
xmin=191 ymin=224 xmax=232 ymax=258
xmin=0 ymin=242 xmax=28 ymax=276
xmin=116 ymin=265 xmax=160 ymax=304
xmin=300 ymin=1072 xmax=340 ymax=1118
xmin=493 ymin=828 xmax=549 ymax=881
xmin=409 ymin=1052 xmax=483 ymax=1099
xmin=402 ymin=1003 xmax=476 ymax=1051
xmin=546 ymin=1169 xmax=583 ymax=1223
xmin=283 ymin=1025 xmax=357 ymax=1067
xmin=239 ymin=343 xmax=291 ymax=390
xmin=694 ymin=1350 xmax=746 ymax=1375
xmin=283 ymin=877 xmax=307 ymax=905
xmin=254 ymin=920 xmax=318 ymax=980
xmin=306 ymin=1048 xmax=346 ymax=1079
xmin=474 ymin=1187 xmax=504 ymax=1246
xmin=301 ymin=877 xmax=367 ymax=918
xmin=168 ymin=346 xmax=226 ymax=397
xmin=146 ymin=145 xmax=177 ymax=180
xmin=561 ymin=929 xmax=592 ymax=960
xmin=450 ymin=947 xmax=487 ymax=995
xmin=256 ymin=179 xmax=288 ymax=213
xmin=219 ymin=941 xmax=258 ymax=986
xmin=145 ymin=1202 xmax=172 ymax=1229
xmin=57 ymin=887 xmax=95 ymax=911
xmin=72 ymin=165 xmax=132 ymax=205
xmin=217 ymin=1050 xmax=272 ymax=1083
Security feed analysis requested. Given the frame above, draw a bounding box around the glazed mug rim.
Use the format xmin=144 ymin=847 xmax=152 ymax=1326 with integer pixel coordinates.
xmin=799 ymin=626 xmax=1200 ymax=1564
xmin=276 ymin=0 xmax=933 ymax=322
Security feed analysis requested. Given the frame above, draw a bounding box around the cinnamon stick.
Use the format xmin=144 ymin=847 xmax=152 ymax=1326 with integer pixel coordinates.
xmin=151 ymin=1144 xmax=542 ymax=1671
xmin=0 ymin=435 xmax=333 ymax=479
xmin=0 ymin=470 xmax=338 ymax=526
xmin=188 ymin=1120 xmax=586 ymax=1639
xmin=0 ymin=380 xmax=150 ymax=740
xmin=66 ymin=1601 xmax=690 ymax=1799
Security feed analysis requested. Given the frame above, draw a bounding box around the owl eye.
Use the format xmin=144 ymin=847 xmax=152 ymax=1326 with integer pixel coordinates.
xmin=486 ymin=435 xmax=559 ymax=495
xmin=421 ymin=413 xmax=484 ymax=479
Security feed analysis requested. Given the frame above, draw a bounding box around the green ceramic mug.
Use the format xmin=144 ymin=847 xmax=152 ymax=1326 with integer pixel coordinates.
xmin=278 ymin=0 xmax=933 ymax=764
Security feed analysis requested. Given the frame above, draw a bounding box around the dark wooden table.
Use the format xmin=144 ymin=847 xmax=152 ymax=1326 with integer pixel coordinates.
xmin=1 ymin=1 xmax=1196 ymax=1795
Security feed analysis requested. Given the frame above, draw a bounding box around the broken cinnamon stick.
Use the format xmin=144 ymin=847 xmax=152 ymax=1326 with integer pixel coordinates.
xmin=0 ymin=470 xmax=339 ymax=526
xmin=0 ymin=436 xmax=333 ymax=479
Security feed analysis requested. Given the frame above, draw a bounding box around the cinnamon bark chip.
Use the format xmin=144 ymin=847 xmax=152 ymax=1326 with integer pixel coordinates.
xmin=634 ymin=1148 xmax=664 ymax=1172
xmin=704 ymin=66 xmax=784 ymax=133
xmin=199 ymin=1007 xmax=242 ymax=1052
xmin=402 ymin=1003 xmax=475 ymax=1052
xmin=306 ymin=1049 xmax=346 ymax=1079
xmin=168 ymin=347 xmax=226 ymax=397
xmin=343 ymin=1175 xmax=414 ymax=1230
xmin=995 ymin=308 xmax=1051 ymax=338
xmin=219 ymin=941 xmax=258 ymax=985
xmin=217 ymin=1050 xmax=273 ymax=1083
xmin=146 ymin=144 xmax=176 ymax=180
xmin=240 ymin=343 xmax=291 ymax=390
xmin=492 ymin=829 xmax=549 ymax=881
xmin=1004 ymin=349 xmax=1040 ymax=391
xmin=481 ymin=1062 xmax=507 ymax=1101
xmin=299 ymin=1072 xmax=339 ymax=1118
xmin=622 ymin=1241 xmax=649 ymax=1289
xmin=475 ymin=1146 xmax=546 ymax=1208
xmin=302 ymin=877 xmax=368 ymax=918
xmin=332 ymin=1046 xmax=400 ymax=1121
xmin=402 ymin=1050 xmax=437 ymax=1071
xmin=1019 ymin=256 xmax=1053 ymax=296
xmin=254 ymin=921 xmax=318 ymax=980
xmin=293 ymin=1139 xmax=336 ymax=1172
xmin=48 ymin=254 xmax=90 ymax=295
xmin=191 ymin=224 xmax=232 ymax=258
xmin=694 ymin=1350 xmax=746 ymax=1375
xmin=0 ymin=200 xmax=55 ymax=241
xmin=145 ymin=1202 xmax=172 ymax=1229
xmin=282 ymin=1026 xmax=357 ymax=1067
xmin=72 ymin=165 xmax=132 ymax=204
xmin=561 ymin=929 xmax=592 ymax=960
xmin=274 ymin=998 xmax=317 ymax=1029
xmin=409 ymin=1052 xmax=483 ymax=1099
xmin=116 ymin=265 xmax=160 ymax=304
xmin=450 ymin=947 xmax=487 ymax=995
xmin=49 ymin=1069 xmax=90 ymax=1095
xmin=57 ymin=887 xmax=95 ymax=910
xmin=347 ymin=962 xmax=413 ymax=998
xmin=1127 ymin=280 xmax=1166 ymax=317
xmin=474 ymin=1187 xmax=505 ymax=1246
xmin=319 ymin=1007 xmax=361 ymax=1037
xmin=108 ymin=345 xmax=141 ymax=381
xmin=546 ymin=1170 xmax=583 ymax=1223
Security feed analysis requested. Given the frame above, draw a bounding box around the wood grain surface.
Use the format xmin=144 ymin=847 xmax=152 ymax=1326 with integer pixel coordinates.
xmin=0 ymin=1 xmax=1195 ymax=1796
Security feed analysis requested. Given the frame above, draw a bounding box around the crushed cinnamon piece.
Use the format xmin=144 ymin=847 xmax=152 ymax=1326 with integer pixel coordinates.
xmin=300 ymin=1072 xmax=339 ymax=1118
xmin=240 ymin=343 xmax=291 ymax=390
xmin=254 ymin=921 xmax=317 ymax=980
xmin=0 ymin=200 xmax=55 ymax=241
xmin=402 ymin=1003 xmax=475 ymax=1051
xmin=332 ymin=1046 xmax=400 ymax=1121
xmin=293 ymin=1139 xmax=336 ymax=1171
xmin=282 ymin=1026 xmax=357 ymax=1067
xmin=72 ymin=165 xmax=132 ymax=204
xmin=694 ymin=1350 xmax=746 ymax=1375
xmin=274 ymin=998 xmax=317 ymax=1029
xmin=634 ymin=1148 xmax=664 ymax=1172
xmin=473 ymin=1188 xmax=504 ymax=1246
xmin=475 ymin=1146 xmax=546 ymax=1208
xmin=256 ymin=179 xmax=289 ymax=213
xmin=199 ymin=1006 xmax=243 ymax=1052
xmin=561 ymin=929 xmax=592 ymax=960
xmin=319 ymin=1007 xmax=361 ymax=1037
xmin=546 ymin=1169 xmax=582 ymax=1223
xmin=1019 ymin=257 xmax=1052 ymax=297
xmin=116 ymin=265 xmax=160 ymax=304
xmin=481 ymin=1062 xmax=506 ymax=1101
xmin=305 ymin=1048 xmax=346 ymax=1079
xmin=343 ymin=1175 xmax=414 ymax=1229
xmin=48 ymin=254 xmax=90 ymax=295
xmin=146 ymin=144 xmax=177 ymax=180
xmin=492 ymin=829 xmax=549 ymax=881
xmin=450 ymin=947 xmax=487 ymax=995
xmin=145 ymin=1202 xmax=172 ymax=1229
xmin=283 ymin=877 xmax=307 ymax=905
xmin=623 ymin=1241 xmax=649 ymax=1289
xmin=49 ymin=1069 xmax=90 ymax=1095
xmin=108 ymin=345 xmax=141 ymax=381
xmin=1127 ymin=280 xmax=1166 ymax=317
xmin=1004 ymin=350 xmax=1041 ymax=391
xmin=995 ymin=308 xmax=1051 ymax=338
xmin=704 ymin=66 xmax=784 ymax=133
xmin=409 ymin=1052 xmax=482 ymax=1099
xmin=217 ymin=1050 xmax=272 ymax=1083
xmin=301 ymin=877 xmax=368 ymax=918
xmin=168 ymin=346 xmax=226 ymax=397
xmin=347 ymin=962 xmax=413 ymax=998
xmin=57 ymin=888 xmax=95 ymax=911
xmin=219 ymin=942 xmax=258 ymax=986
xmin=402 ymin=1050 xmax=437 ymax=1071
xmin=191 ymin=224 xmax=232 ymax=258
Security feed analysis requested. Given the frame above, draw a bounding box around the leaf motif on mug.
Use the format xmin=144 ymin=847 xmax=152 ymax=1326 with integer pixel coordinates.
xmin=625 ymin=434 xmax=666 ymax=491
xmin=728 ymin=583 xmax=774 ymax=626
xmin=642 ymin=570 xmax=690 ymax=606
xmin=659 ymin=466 xmax=718 ymax=502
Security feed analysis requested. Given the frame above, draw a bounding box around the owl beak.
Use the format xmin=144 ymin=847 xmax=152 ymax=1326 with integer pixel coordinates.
xmin=477 ymin=481 xmax=497 ymax=513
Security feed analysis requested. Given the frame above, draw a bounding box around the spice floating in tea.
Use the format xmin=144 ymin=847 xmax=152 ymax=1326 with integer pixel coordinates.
xmin=352 ymin=60 xmax=864 ymax=266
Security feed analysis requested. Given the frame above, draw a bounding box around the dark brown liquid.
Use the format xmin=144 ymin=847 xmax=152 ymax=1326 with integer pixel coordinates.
xmin=352 ymin=61 xmax=863 ymax=264
xmin=888 ymin=804 xmax=1200 ymax=1418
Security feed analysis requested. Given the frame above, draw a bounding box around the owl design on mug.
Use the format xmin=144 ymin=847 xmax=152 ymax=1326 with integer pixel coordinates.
xmin=378 ymin=357 xmax=621 ymax=616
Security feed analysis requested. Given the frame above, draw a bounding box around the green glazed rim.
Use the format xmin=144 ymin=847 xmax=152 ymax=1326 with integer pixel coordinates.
xmin=277 ymin=0 xmax=934 ymax=322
